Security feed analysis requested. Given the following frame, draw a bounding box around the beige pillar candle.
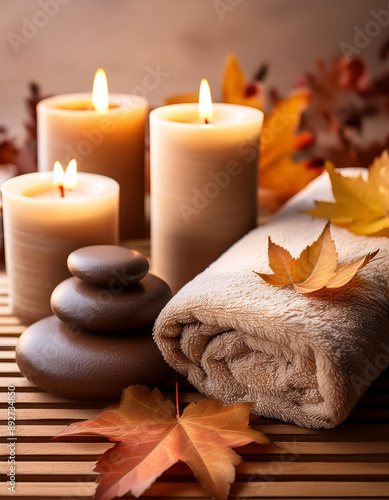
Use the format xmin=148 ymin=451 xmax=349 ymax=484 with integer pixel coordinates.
xmin=150 ymin=80 xmax=263 ymax=293
xmin=37 ymin=69 xmax=147 ymax=239
xmin=1 ymin=168 xmax=119 ymax=324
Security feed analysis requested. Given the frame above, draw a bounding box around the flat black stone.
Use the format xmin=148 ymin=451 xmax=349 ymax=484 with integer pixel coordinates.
xmin=67 ymin=245 xmax=149 ymax=287
xmin=51 ymin=273 xmax=172 ymax=332
xmin=15 ymin=316 xmax=173 ymax=399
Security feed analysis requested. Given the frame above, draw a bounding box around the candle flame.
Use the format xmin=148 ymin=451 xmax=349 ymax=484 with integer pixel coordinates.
xmin=53 ymin=161 xmax=65 ymax=187
xmin=92 ymin=68 xmax=109 ymax=111
xmin=53 ymin=159 xmax=78 ymax=192
xmin=63 ymin=159 xmax=77 ymax=189
xmin=198 ymin=79 xmax=213 ymax=124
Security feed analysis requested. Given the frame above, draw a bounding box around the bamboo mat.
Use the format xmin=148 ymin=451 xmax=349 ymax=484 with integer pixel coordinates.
xmin=0 ymin=242 xmax=389 ymax=500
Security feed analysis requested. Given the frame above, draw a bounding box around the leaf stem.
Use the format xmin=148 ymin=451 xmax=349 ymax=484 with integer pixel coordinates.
xmin=175 ymin=372 xmax=180 ymax=420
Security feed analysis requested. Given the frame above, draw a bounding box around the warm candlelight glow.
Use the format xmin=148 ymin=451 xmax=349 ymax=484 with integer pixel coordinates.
xmin=53 ymin=161 xmax=64 ymax=187
xmin=198 ymin=79 xmax=213 ymax=124
xmin=92 ymin=68 xmax=109 ymax=111
xmin=63 ymin=159 xmax=77 ymax=189
xmin=53 ymin=159 xmax=78 ymax=196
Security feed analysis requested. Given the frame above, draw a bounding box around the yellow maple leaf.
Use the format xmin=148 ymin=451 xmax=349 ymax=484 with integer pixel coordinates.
xmin=261 ymin=92 xmax=310 ymax=162
xmin=222 ymin=53 xmax=264 ymax=110
xmin=254 ymin=222 xmax=379 ymax=293
xmin=305 ymin=152 xmax=389 ymax=236
xmin=259 ymin=91 xmax=323 ymax=203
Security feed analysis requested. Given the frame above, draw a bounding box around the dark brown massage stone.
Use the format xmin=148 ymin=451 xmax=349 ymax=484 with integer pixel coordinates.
xmin=67 ymin=245 xmax=149 ymax=287
xmin=51 ymin=273 xmax=172 ymax=332
xmin=15 ymin=316 xmax=173 ymax=399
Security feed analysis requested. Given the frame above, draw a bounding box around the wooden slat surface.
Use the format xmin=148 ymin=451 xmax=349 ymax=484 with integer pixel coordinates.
xmin=1 ymin=481 xmax=389 ymax=498
xmin=0 ymin=253 xmax=389 ymax=500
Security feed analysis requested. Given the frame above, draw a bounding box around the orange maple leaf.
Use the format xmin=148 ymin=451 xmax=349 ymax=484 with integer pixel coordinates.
xmin=55 ymin=385 xmax=269 ymax=500
xmin=221 ymin=54 xmax=323 ymax=207
xmin=259 ymin=91 xmax=323 ymax=203
xmin=222 ymin=53 xmax=264 ymax=110
xmin=255 ymin=222 xmax=379 ymax=293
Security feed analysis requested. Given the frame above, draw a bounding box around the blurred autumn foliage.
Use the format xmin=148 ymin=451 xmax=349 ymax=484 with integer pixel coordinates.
xmin=3 ymin=36 xmax=389 ymax=211
xmin=221 ymin=38 xmax=389 ymax=209
xmin=297 ymin=54 xmax=389 ymax=169
xmin=0 ymin=83 xmax=44 ymax=175
xmin=222 ymin=54 xmax=324 ymax=209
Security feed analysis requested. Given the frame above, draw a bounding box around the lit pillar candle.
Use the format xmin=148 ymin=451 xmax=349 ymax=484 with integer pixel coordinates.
xmin=150 ymin=79 xmax=264 ymax=293
xmin=37 ymin=69 xmax=146 ymax=239
xmin=1 ymin=161 xmax=119 ymax=324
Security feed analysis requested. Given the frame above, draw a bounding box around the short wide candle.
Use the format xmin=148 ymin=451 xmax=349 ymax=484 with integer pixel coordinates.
xmin=37 ymin=91 xmax=147 ymax=239
xmin=150 ymin=101 xmax=263 ymax=293
xmin=1 ymin=172 xmax=119 ymax=324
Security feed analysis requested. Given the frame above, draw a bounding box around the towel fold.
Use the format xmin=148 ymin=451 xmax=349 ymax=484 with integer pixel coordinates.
xmin=154 ymin=170 xmax=389 ymax=428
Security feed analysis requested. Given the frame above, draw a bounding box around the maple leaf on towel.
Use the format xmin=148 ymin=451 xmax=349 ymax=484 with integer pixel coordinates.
xmin=255 ymin=222 xmax=379 ymax=294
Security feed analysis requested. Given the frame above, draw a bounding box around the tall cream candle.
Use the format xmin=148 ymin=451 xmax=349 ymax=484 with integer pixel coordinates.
xmin=37 ymin=70 xmax=146 ymax=239
xmin=150 ymin=80 xmax=263 ymax=293
xmin=1 ymin=170 xmax=119 ymax=324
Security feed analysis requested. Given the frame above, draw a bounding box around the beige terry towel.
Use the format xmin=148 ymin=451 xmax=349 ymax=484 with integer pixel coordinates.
xmin=154 ymin=170 xmax=389 ymax=428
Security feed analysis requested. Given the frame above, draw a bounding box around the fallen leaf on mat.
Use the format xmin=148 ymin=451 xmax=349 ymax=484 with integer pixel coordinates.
xmin=304 ymin=151 xmax=389 ymax=236
xmin=54 ymin=385 xmax=270 ymax=500
xmin=254 ymin=222 xmax=379 ymax=293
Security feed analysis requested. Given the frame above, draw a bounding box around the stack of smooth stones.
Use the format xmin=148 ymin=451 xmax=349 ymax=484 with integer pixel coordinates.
xmin=16 ymin=245 xmax=173 ymax=399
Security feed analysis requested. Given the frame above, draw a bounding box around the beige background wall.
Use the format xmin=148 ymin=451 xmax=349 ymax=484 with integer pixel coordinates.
xmin=1 ymin=0 xmax=388 ymax=138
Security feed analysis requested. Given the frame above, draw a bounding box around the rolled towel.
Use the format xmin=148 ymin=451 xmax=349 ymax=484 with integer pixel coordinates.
xmin=154 ymin=170 xmax=389 ymax=428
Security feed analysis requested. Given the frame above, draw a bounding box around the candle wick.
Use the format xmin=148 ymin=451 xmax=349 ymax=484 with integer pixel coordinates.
xmin=59 ymin=185 xmax=65 ymax=198
xmin=205 ymin=118 xmax=210 ymax=124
